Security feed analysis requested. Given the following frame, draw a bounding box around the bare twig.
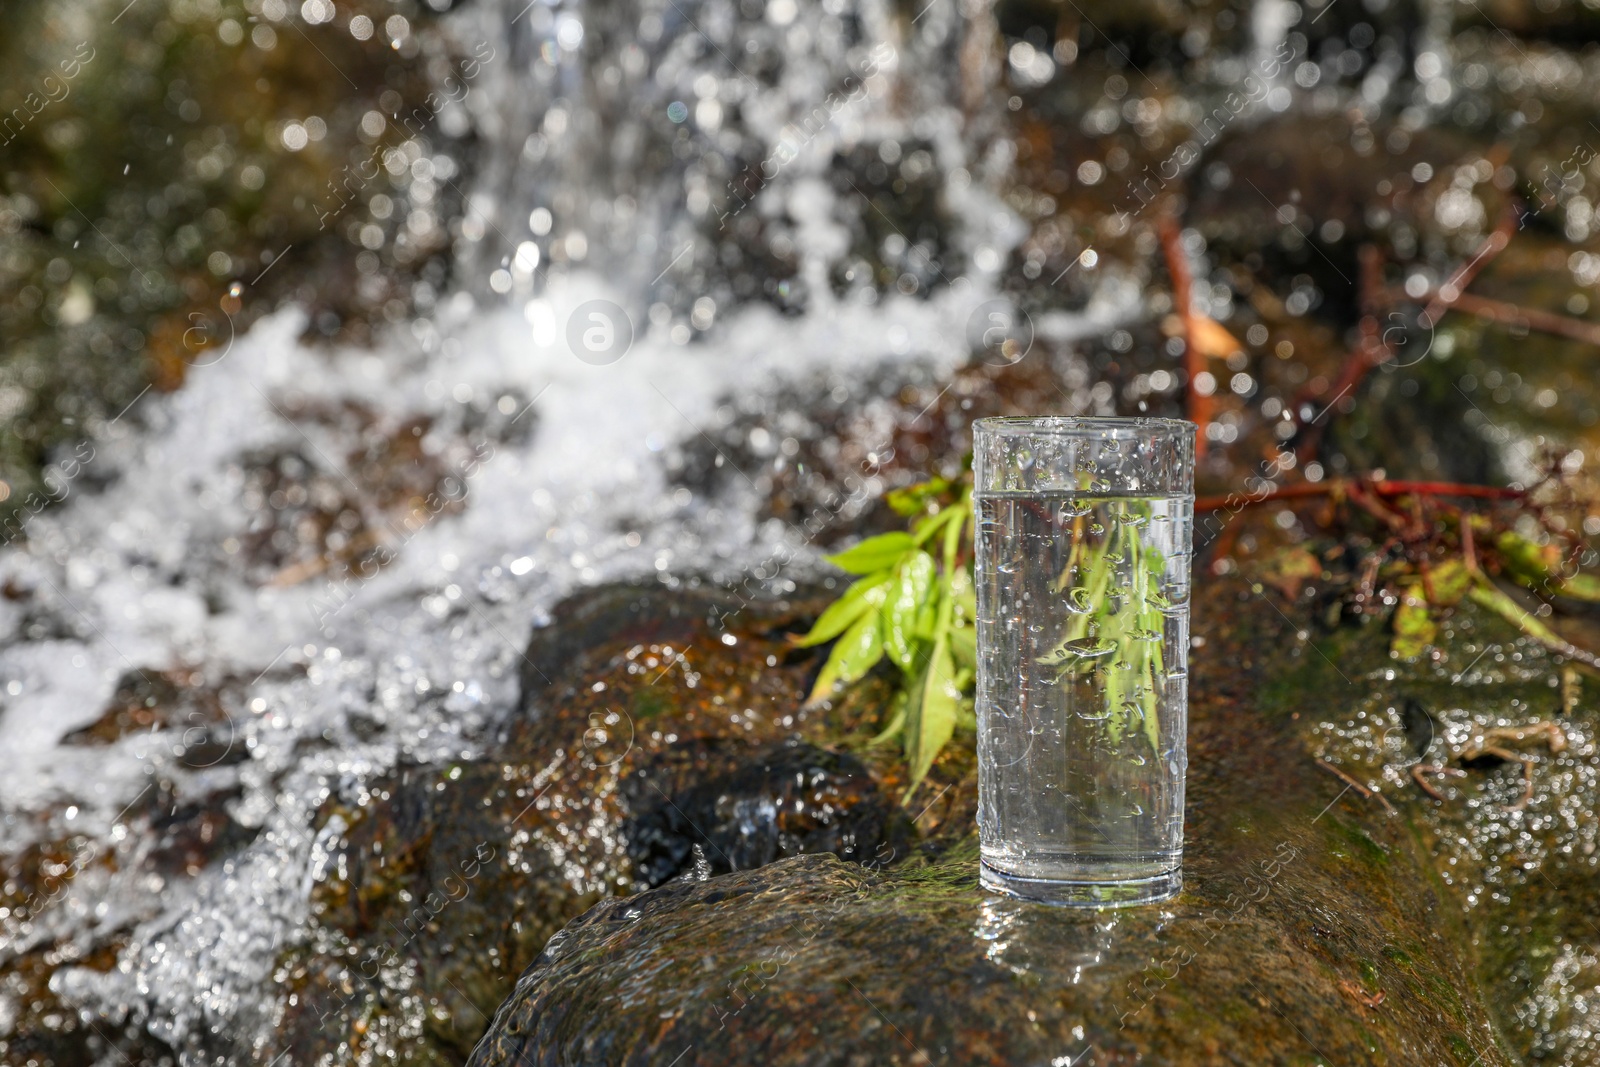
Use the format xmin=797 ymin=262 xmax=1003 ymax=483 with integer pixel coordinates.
xmin=1458 ymin=724 xmax=1565 ymax=810
xmin=1291 ymin=205 xmax=1532 ymax=462
xmin=1194 ymin=478 xmax=1524 ymax=513
xmin=1421 ymin=210 xmax=1516 ymax=327
xmin=1316 ymin=758 xmax=1397 ymax=814
xmin=1410 ymin=764 xmax=1465 ymax=800
xmin=1159 ymin=213 xmax=1209 ymax=459
xmin=1404 ymin=289 xmax=1600 ymax=348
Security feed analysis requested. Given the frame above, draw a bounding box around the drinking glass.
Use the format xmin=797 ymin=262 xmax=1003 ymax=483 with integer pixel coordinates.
xmin=973 ymin=417 xmax=1195 ymax=906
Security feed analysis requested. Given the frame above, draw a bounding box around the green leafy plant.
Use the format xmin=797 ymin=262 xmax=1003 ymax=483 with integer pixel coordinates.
xmin=1391 ymin=531 xmax=1600 ymax=666
xmin=1036 ymin=501 xmax=1170 ymax=753
xmin=1212 ymin=467 xmax=1600 ymax=669
xmin=794 ymin=479 xmax=976 ymax=796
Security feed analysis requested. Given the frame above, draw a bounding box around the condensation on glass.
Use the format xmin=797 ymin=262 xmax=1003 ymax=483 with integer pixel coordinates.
xmin=973 ymin=417 xmax=1195 ymax=906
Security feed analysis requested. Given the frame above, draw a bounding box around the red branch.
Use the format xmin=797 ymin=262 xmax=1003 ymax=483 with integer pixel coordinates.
xmin=1194 ymin=478 xmax=1525 ymax=513
xmin=1293 ymin=208 xmax=1519 ymax=464
xmin=1391 ymin=288 xmax=1600 ymax=347
xmin=1160 ymin=213 xmax=1209 ymax=459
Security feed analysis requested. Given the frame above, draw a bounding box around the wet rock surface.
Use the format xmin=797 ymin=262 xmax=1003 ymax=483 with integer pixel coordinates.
xmin=624 ymin=739 xmax=909 ymax=886
xmin=266 ymin=582 xmax=921 ymax=1064
xmin=466 ymin=576 xmax=1600 ymax=1067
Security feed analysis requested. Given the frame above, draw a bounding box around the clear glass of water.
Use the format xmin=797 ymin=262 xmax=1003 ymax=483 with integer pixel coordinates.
xmin=973 ymin=417 xmax=1195 ymax=907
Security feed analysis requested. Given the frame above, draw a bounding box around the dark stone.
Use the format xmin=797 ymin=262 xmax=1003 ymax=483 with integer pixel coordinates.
xmin=624 ymin=739 xmax=910 ymax=886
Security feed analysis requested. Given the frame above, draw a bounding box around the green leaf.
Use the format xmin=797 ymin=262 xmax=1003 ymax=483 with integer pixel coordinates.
xmin=882 ymin=551 xmax=936 ymax=669
xmin=1556 ymin=573 xmax=1600 ymax=603
xmin=886 ymin=477 xmax=952 ymax=517
xmin=1143 ymin=641 xmax=1163 ymax=753
xmin=911 ymin=505 xmax=962 ymax=547
xmin=940 ymin=495 xmax=969 ymax=573
xmin=1467 ymin=577 xmax=1567 ymax=648
xmin=905 ymin=641 xmax=959 ymax=794
xmin=950 ymin=565 xmax=976 ymax=626
xmin=805 ymin=610 xmax=884 ymax=705
xmin=1105 ymin=643 xmax=1125 ymax=745
xmin=871 ymin=689 xmax=908 ymax=746
xmin=825 ymin=532 xmax=915 ymax=574
xmin=948 ymin=623 xmax=977 ymax=669
xmin=1496 ymin=530 xmax=1560 ymax=586
xmin=791 ymin=572 xmax=892 ymax=647
xmin=1425 ymin=558 xmax=1473 ymax=606
xmin=1391 ymin=583 xmax=1436 ymax=659
xmin=913 ymin=593 xmax=940 ymax=641
xmin=1492 ymin=532 xmax=1600 ymax=602
xmin=1038 ymin=532 xmax=1113 ymax=668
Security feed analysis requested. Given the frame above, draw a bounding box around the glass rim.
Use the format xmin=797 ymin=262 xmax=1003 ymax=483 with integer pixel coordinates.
xmin=972 ymin=416 xmax=1196 ymax=438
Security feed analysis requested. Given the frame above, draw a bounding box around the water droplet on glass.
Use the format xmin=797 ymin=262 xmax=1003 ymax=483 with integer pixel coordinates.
xmin=1132 ymin=628 xmax=1162 ymax=642
xmin=1058 ymin=500 xmax=1092 ymax=520
xmin=1088 ymin=522 xmax=1105 ymax=536
xmin=1063 ymin=637 xmax=1116 ymax=658
xmin=1067 ymin=587 xmax=1094 ymax=613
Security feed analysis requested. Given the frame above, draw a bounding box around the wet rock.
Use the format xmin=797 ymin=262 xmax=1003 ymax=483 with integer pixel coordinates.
xmin=146 ymin=786 xmax=260 ymax=877
xmin=63 ymin=668 xmax=238 ymax=753
xmin=470 ymin=833 xmax=1498 ymax=1067
xmin=229 ymin=392 xmax=533 ymax=589
xmin=625 ymin=739 xmax=909 ymax=886
xmin=270 ymin=582 xmax=918 ymax=1063
xmin=0 ymin=942 xmax=180 ymax=1067
xmin=666 ymin=353 xmax=1106 ymax=545
xmin=469 ymin=576 xmax=1600 ymax=1066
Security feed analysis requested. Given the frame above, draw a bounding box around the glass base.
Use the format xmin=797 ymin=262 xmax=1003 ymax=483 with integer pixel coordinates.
xmin=980 ymin=860 xmax=1181 ymax=908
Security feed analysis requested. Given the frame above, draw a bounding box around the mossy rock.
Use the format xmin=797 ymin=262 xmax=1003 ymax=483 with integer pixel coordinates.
xmin=458 ymin=575 xmax=1600 ymax=1066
